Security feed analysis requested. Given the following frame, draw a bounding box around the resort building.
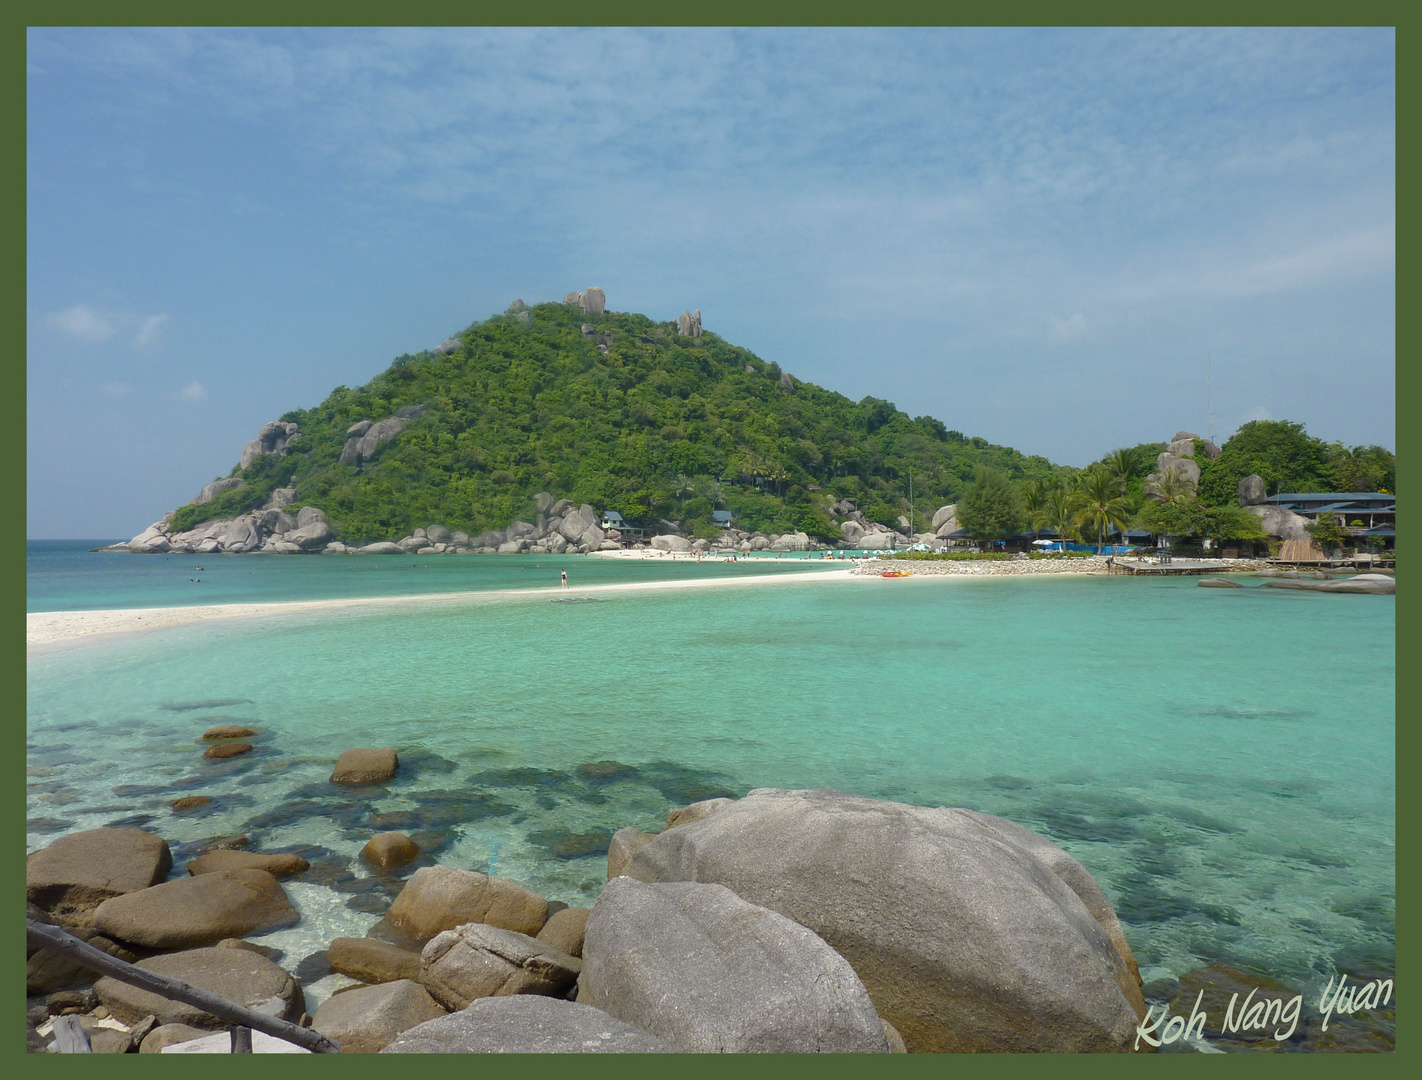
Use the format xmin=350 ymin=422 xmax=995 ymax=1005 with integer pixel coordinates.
xmin=1266 ymin=492 xmax=1396 ymax=551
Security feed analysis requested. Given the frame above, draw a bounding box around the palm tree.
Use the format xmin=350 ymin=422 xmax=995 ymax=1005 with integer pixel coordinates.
xmin=694 ymin=475 xmax=724 ymax=508
xmin=765 ymin=461 xmax=791 ymax=497
xmin=1021 ymin=479 xmax=1049 ymax=524
xmin=740 ymin=450 xmax=767 ymax=488
xmin=1104 ymin=448 xmax=1140 ymax=494
xmin=1148 ymin=468 xmax=1196 ymax=506
xmin=1034 ymin=487 xmax=1082 ymax=552
xmin=672 ymin=473 xmax=693 ymax=508
xmin=1074 ymin=467 xmax=1135 ymax=554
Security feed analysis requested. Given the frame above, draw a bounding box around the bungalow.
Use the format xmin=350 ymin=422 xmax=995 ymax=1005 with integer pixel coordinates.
xmin=600 ymin=510 xmax=648 ymax=538
xmin=711 ymin=510 xmax=735 ymax=528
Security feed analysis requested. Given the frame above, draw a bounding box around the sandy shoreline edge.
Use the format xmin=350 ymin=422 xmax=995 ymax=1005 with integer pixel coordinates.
xmin=27 ymin=568 xmax=862 ymax=654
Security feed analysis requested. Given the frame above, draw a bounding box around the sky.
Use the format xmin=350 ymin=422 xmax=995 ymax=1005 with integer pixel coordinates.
xmin=27 ymin=27 xmax=1395 ymax=539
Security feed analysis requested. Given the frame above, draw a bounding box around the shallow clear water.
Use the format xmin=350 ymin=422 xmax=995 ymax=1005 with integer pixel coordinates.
xmin=27 ymin=545 xmax=1395 ymax=1008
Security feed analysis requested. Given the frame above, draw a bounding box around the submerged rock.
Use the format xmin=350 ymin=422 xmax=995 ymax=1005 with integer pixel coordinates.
xmin=203 ymin=742 xmax=253 ymax=760
xmin=186 ymin=849 xmax=310 ymax=878
xmin=330 ymin=747 xmax=399 ymax=784
xmin=362 ymin=831 xmax=421 ymax=868
xmin=200 ymin=725 xmax=256 ymax=740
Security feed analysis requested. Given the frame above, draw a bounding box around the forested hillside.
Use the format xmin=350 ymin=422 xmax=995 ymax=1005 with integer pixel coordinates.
xmin=171 ymin=299 xmax=1068 ymax=543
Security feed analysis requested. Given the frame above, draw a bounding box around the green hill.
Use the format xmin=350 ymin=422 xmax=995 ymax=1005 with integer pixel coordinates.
xmin=169 ymin=299 xmax=1070 ymax=544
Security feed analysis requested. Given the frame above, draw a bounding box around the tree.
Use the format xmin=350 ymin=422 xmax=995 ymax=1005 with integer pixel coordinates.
xmin=1021 ymin=479 xmax=1050 ymax=523
xmin=672 ymin=473 xmax=693 ymax=508
xmin=1135 ymin=498 xmax=1205 ymax=541
xmin=1148 ymin=468 xmax=1196 ymax=507
xmin=1074 ymin=467 xmax=1134 ymax=553
xmin=1104 ymin=447 xmax=1140 ymax=494
xmin=1034 ymin=486 xmax=1082 ymax=548
xmin=1305 ymin=512 xmax=1347 ymax=554
xmin=958 ymin=466 xmax=1025 ymax=542
xmin=1198 ymin=420 xmax=1334 ymax=505
xmin=1329 ymin=443 xmax=1395 ymax=493
xmin=1201 ymin=505 xmax=1268 ymax=544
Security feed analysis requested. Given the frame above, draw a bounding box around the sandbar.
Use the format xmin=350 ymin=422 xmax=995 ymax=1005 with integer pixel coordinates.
xmin=27 ymin=568 xmax=860 ymax=656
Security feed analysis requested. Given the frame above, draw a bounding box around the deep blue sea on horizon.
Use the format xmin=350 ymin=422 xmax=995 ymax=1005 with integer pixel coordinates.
xmin=26 ymin=541 xmax=1395 ymax=1010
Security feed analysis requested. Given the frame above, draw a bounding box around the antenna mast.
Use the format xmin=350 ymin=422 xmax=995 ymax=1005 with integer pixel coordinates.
xmin=1207 ymin=354 xmax=1214 ymax=444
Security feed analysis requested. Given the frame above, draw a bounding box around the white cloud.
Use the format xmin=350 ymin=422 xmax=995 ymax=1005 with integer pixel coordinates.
xmin=47 ymin=304 xmax=115 ymax=341
xmin=135 ymin=313 xmax=169 ymax=346
xmin=1050 ymin=312 xmax=1089 ymax=342
xmin=175 ymin=381 xmax=207 ymax=401
xmin=99 ymin=381 xmax=131 ymax=397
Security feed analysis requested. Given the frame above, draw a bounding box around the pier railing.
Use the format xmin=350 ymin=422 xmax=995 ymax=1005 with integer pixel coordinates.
xmin=26 ymin=920 xmax=340 ymax=1054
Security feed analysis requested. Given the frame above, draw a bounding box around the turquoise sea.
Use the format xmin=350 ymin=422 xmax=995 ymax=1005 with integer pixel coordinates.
xmin=26 ymin=541 xmax=1395 ymax=1008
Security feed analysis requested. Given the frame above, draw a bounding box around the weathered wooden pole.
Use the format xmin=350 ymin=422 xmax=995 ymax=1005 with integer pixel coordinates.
xmin=26 ymin=920 xmax=339 ymax=1053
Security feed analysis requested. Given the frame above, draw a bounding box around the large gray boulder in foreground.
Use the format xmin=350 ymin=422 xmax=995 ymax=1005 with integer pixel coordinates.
xmin=382 ymin=996 xmax=670 ymax=1053
xmin=95 ymin=947 xmax=304 ymax=1029
xmin=580 ymin=877 xmax=889 ymax=1053
xmin=27 ymin=828 xmax=173 ymax=917
xmin=622 ymin=788 xmax=1145 ymax=1052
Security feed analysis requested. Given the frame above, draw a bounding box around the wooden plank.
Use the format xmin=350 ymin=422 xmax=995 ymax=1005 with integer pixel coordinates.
xmin=25 ymin=920 xmax=339 ymax=1053
xmin=51 ymin=1015 xmax=92 ymax=1053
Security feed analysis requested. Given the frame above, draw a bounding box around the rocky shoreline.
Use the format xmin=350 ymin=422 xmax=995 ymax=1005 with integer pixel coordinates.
xmin=27 ymin=734 xmax=1395 ymax=1054
xmin=30 ymin=736 xmax=1156 ymax=1054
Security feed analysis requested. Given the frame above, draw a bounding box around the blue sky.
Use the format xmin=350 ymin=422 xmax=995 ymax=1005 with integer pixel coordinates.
xmin=27 ymin=27 xmax=1395 ymax=538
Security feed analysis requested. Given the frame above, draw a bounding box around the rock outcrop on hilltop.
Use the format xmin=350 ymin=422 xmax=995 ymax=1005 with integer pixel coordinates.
xmin=677 ymin=309 xmax=703 ymax=337
xmin=564 ymin=287 xmax=606 ymax=314
xmin=1141 ymin=430 xmax=1223 ymax=498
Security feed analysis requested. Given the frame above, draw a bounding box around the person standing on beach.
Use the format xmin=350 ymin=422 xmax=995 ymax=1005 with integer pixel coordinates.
xmin=560 ymin=569 xmax=568 ymax=587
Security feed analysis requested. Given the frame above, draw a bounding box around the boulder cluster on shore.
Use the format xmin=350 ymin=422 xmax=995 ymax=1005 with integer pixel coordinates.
xmin=115 ymin=461 xmax=968 ymax=558
xmin=29 ymin=739 xmax=1159 ymax=1054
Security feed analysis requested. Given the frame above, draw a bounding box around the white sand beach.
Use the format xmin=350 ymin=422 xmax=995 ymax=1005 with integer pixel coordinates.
xmin=26 ymin=568 xmax=860 ymax=655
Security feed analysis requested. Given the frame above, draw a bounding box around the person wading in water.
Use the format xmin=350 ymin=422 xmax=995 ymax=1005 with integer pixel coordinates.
xmin=560 ymin=569 xmax=568 ymax=588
